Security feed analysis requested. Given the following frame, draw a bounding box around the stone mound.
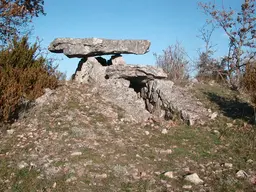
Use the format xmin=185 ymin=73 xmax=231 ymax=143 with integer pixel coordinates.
xmin=48 ymin=37 xmax=213 ymax=125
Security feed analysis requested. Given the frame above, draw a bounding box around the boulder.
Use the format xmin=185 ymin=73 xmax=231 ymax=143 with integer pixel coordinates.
xmin=105 ymin=65 xmax=167 ymax=83
xmin=73 ymin=57 xmax=106 ymax=84
xmin=141 ymin=79 xmax=211 ymax=125
xmin=48 ymin=38 xmax=150 ymax=58
xmin=99 ymin=79 xmax=151 ymax=122
xmin=108 ymin=54 xmax=126 ymax=65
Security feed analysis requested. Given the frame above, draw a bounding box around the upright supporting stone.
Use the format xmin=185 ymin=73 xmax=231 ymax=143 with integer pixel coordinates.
xmin=108 ymin=54 xmax=126 ymax=65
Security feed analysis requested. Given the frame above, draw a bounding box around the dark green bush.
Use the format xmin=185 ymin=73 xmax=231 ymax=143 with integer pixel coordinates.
xmin=0 ymin=36 xmax=62 ymax=123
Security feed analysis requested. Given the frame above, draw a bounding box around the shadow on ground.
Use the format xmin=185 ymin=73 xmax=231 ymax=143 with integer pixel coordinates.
xmin=204 ymin=92 xmax=254 ymax=123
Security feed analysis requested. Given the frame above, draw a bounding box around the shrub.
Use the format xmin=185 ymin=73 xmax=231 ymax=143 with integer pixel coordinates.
xmin=242 ymin=61 xmax=256 ymax=123
xmin=196 ymin=53 xmax=227 ymax=83
xmin=154 ymin=42 xmax=189 ymax=82
xmin=0 ymin=36 xmax=61 ymax=123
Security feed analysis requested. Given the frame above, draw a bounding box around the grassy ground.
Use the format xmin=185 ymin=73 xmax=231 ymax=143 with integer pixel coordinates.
xmin=0 ymin=82 xmax=255 ymax=191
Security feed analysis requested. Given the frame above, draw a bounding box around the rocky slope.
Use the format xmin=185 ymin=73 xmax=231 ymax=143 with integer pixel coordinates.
xmin=0 ymin=82 xmax=255 ymax=192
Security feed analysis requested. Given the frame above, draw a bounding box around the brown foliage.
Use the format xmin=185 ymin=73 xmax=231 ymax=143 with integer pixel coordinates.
xmin=0 ymin=0 xmax=45 ymax=43
xmin=0 ymin=36 xmax=61 ymax=123
xmin=199 ymin=0 xmax=256 ymax=89
xmin=242 ymin=61 xmax=256 ymax=106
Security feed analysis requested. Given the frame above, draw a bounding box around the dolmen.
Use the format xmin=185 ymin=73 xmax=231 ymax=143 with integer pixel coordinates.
xmin=48 ymin=38 xmax=212 ymax=125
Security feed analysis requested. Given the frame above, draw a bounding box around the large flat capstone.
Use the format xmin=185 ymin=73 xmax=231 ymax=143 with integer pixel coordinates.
xmin=106 ymin=65 xmax=167 ymax=82
xmin=48 ymin=38 xmax=151 ymax=58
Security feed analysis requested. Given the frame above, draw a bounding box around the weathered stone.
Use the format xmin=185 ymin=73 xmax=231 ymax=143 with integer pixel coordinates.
xmin=184 ymin=173 xmax=204 ymax=185
xmin=236 ymin=170 xmax=248 ymax=178
xmin=99 ymin=79 xmax=151 ymax=122
xmin=35 ymin=88 xmax=55 ymax=106
xmin=224 ymin=163 xmax=233 ymax=168
xmin=48 ymin=38 xmax=150 ymax=58
xmin=141 ymin=79 xmax=211 ymax=125
xmin=108 ymin=54 xmax=126 ymax=65
xmin=164 ymin=171 xmax=174 ymax=178
xmin=71 ymin=152 xmax=82 ymax=156
xmin=73 ymin=57 xmax=106 ymax=84
xmin=105 ymin=65 xmax=167 ymax=82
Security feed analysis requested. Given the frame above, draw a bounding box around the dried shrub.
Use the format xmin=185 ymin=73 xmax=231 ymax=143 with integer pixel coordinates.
xmin=199 ymin=0 xmax=256 ymax=89
xmin=0 ymin=36 xmax=61 ymax=123
xmin=197 ymin=53 xmax=227 ymax=83
xmin=242 ymin=61 xmax=256 ymax=123
xmin=154 ymin=42 xmax=189 ymax=82
xmin=0 ymin=0 xmax=45 ymax=44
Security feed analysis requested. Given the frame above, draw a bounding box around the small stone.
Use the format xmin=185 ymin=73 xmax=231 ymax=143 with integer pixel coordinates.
xmin=247 ymin=159 xmax=253 ymax=164
xmin=249 ymin=175 xmax=256 ymax=185
xmin=145 ymin=131 xmax=150 ymax=135
xmin=52 ymin=182 xmax=57 ymax=188
xmin=224 ymin=163 xmax=233 ymax=168
xmin=210 ymin=112 xmax=218 ymax=120
xmin=164 ymin=171 xmax=174 ymax=178
xmin=161 ymin=129 xmax=168 ymax=134
xmin=184 ymin=173 xmax=204 ymax=185
xmin=7 ymin=129 xmax=14 ymax=135
xmin=236 ymin=170 xmax=248 ymax=178
xmin=183 ymin=167 xmax=190 ymax=173
xmin=213 ymin=130 xmax=220 ymax=136
xmin=71 ymin=152 xmax=82 ymax=156
xmin=183 ymin=185 xmax=192 ymax=189
xmin=140 ymin=172 xmax=147 ymax=177
xmin=66 ymin=176 xmax=77 ymax=183
xmin=226 ymin=123 xmax=233 ymax=127
xmin=95 ymin=173 xmax=107 ymax=179
xmin=159 ymin=149 xmax=173 ymax=154
xmin=17 ymin=161 xmax=29 ymax=169
xmin=154 ymin=171 xmax=161 ymax=175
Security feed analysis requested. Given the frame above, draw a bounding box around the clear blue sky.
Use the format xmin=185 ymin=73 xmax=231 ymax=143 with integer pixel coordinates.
xmin=31 ymin=0 xmax=242 ymax=78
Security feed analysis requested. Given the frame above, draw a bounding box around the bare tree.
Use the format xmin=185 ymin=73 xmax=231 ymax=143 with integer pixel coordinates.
xmin=154 ymin=41 xmax=189 ymax=82
xmin=199 ymin=0 xmax=256 ymax=89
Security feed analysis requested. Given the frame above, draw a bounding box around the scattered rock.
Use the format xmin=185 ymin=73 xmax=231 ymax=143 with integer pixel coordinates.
xmin=95 ymin=173 xmax=108 ymax=179
xmin=224 ymin=163 xmax=233 ymax=168
xmin=71 ymin=152 xmax=82 ymax=156
xmin=48 ymin=38 xmax=151 ymax=58
xmin=159 ymin=149 xmax=173 ymax=154
xmin=7 ymin=129 xmax=14 ymax=135
xmin=226 ymin=123 xmax=233 ymax=127
xmin=52 ymin=182 xmax=57 ymax=188
xmin=247 ymin=159 xmax=253 ymax=164
xmin=145 ymin=131 xmax=150 ymax=135
xmin=236 ymin=170 xmax=248 ymax=178
xmin=183 ymin=185 xmax=192 ymax=189
xmin=164 ymin=171 xmax=174 ymax=178
xmin=249 ymin=175 xmax=256 ymax=185
xmin=210 ymin=112 xmax=218 ymax=120
xmin=161 ymin=129 xmax=168 ymax=134
xmin=213 ymin=130 xmax=220 ymax=136
xmin=66 ymin=176 xmax=77 ymax=183
xmin=183 ymin=167 xmax=190 ymax=173
xmin=184 ymin=173 xmax=204 ymax=185
xmin=35 ymin=88 xmax=55 ymax=106
xmin=17 ymin=161 xmax=29 ymax=169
